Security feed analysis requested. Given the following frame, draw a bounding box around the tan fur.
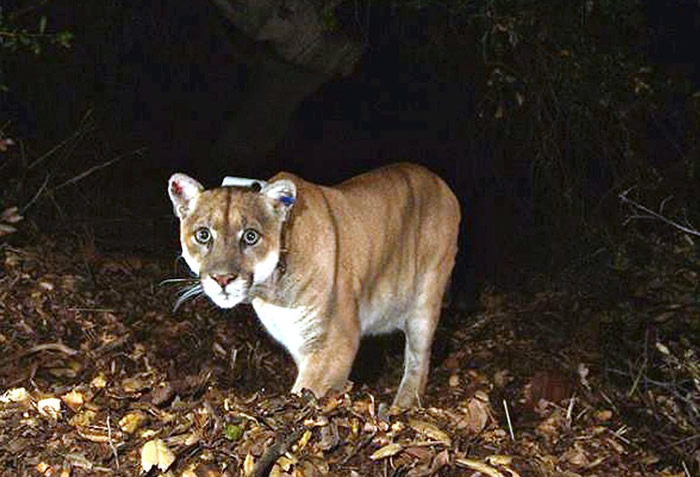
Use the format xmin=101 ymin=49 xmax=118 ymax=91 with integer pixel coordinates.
xmin=168 ymin=163 xmax=460 ymax=407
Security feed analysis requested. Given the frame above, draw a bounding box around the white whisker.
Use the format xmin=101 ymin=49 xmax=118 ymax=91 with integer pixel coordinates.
xmin=173 ymin=282 xmax=204 ymax=312
xmin=159 ymin=277 xmax=198 ymax=286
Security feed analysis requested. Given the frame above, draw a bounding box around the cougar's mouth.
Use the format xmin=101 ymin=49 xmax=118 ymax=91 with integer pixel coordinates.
xmin=201 ymin=274 xmax=252 ymax=309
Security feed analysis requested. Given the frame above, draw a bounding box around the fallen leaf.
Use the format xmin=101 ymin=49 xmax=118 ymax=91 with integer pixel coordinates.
xmin=69 ymin=409 xmax=97 ymax=427
xmin=457 ymin=395 xmax=491 ymax=433
xmin=62 ymin=389 xmax=85 ymax=411
xmin=0 ymin=387 xmax=30 ymax=403
xmin=486 ymin=455 xmax=513 ymax=466
xmin=1 ymin=206 xmax=22 ymax=223
xmin=455 ymin=457 xmax=505 ymax=477
xmin=243 ymin=453 xmax=255 ymax=476
xmin=35 ymin=462 xmax=53 ymax=475
xmin=90 ymin=373 xmax=107 ymax=389
xmin=297 ymin=429 xmax=312 ymax=450
xmin=525 ymin=369 xmax=573 ymax=408
xmin=370 ymin=442 xmax=403 ymax=460
xmin=224 ymin=423 xmax=244 ymax=441
xmin=119 ymin=411 xmax=147 ymax=434
xmin=37 ymin=397 xmax=62 ymax=419
xmin=409 ymin=419 xmax=452 ymax=445
xmin=561 ymin=444 xmax=589 ymax=467
xmin=448 ymin=374 xmax=460 ymax=387
xmin=141 ymin=438 xmax=176 ymax=472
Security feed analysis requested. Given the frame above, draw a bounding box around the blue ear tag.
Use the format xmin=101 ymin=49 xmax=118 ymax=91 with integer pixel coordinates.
xmin=280 ymin=195 xmax=295 ymax=206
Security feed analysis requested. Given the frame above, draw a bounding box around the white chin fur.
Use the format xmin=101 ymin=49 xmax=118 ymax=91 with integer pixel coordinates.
xmin=202 ymin=276 xmax=247 ymax=309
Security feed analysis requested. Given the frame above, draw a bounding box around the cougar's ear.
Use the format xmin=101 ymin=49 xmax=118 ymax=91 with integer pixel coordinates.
xmin=168 ymin=173 xmax=204 ymax=219
xmin=261 ymin=179 xmax=296 ymax=217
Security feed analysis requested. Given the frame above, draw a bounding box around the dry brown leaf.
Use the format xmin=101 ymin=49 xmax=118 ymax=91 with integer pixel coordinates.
xmin=404 ymin=446 xmax=433 ymax=460
xmin=455 ymin=458 xmax=506 ymax=477
xmin=370 ymin=442 xmax=403 ymax=460
xmin=37 ymin=397 xmax=62 ymax=420
xmin=269 ymin=464 xmax=282 ymax=477
xmin=297 ymin=429 xmax=312 ymax=450
xmin=429 ymin=449 xmax=450 ymax=473
xmin=69 ymin=409 xmax=97 ymax=427
xmin=0 ymin=387 xmax=30 ymax=403
xmin=243 ymin=453 xmax=256 ymax=476
xmin=607 ymin=437 xmax=626 ymax=454
xmin=525 ymin=370 xmax=574 ymax=408
xmin=0 ymin=223 xmax=17 ymax=237
xmin=181 ymin=465 xmax=198 ymax=477
xmin=560 ymin=444 xmax=589 ymax=467
xmin=408 ymin=418 xmax=452 ymax=445
xmin=119 ymin=411 xmax=147 ymax=434
xmin=456 ymin=395 xmax=491 ymax=433
xmin=277 ymin=455 xmax=296 ymax=471
xmin=486 ymin=455 xmax=522 ymax=477
xmin=1 ymin=206 xmax=22 ymax=223
xmin=35 ymin=462 xmax=53 ymax=475
xmin=443 ymin=352 xmax=463 ymax=370
xmin=122 ymin=375 xmax=150 ymax=393
xmin=90 ymin=373 xmax=107 ymax=389
xmin=141 ymin=438 xmax=176 ymax=473
xmin=62 ymin=389 xmax=85 ymax=412
xmin=536 ymin=410 xmax=567 ymax=439
xmin=448 ymin=374 xmax=460 ymax=387
xmin=487 ymin=454 xmax=512 ymax=465
xmin=493 ymin=370 xmax=511 ymax=389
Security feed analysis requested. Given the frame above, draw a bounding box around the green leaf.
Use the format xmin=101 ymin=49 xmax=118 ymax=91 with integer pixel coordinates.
xmin=223 ymin=423 xmax=243 ymax=441
xmin=39 ymin=16 xmax=47 ymax=34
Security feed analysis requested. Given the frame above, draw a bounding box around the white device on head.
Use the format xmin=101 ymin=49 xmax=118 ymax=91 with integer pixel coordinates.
xmin=221 ymin=176 xmax=268 ymax=189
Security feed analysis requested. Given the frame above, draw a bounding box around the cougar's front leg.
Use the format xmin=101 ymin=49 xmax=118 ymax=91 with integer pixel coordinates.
xmin=291 ymin=305 xmax=361 ymax=398
xmin=291 ymin=345 xmax=356 ymax=397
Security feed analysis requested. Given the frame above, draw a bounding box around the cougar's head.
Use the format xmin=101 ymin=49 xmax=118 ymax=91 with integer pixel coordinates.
xmin=168 ymin=173 xmax=296 ymax=309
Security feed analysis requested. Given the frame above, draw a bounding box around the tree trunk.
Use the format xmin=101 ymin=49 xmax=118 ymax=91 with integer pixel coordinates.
xmin=210 ymin=0 xmax=363 ymax=166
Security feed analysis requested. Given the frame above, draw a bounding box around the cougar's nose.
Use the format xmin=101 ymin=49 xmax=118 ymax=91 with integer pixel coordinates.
xmin=212 ymin=274 xmax=237 ymax=288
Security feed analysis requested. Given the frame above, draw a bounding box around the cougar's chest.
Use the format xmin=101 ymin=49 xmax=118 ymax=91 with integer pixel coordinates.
xmin=251 ymin=298 xmax=321 ymax=365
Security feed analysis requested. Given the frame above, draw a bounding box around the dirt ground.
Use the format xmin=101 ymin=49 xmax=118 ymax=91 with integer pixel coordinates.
xmin=0 ymin=228 xmax=697 ymax=476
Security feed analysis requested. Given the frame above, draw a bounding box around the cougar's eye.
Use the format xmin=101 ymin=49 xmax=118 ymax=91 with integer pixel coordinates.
xmin=242 ymin=228 xmax=260 ymax=246
xmin=194 ymin=227 xmax=211 ymax=244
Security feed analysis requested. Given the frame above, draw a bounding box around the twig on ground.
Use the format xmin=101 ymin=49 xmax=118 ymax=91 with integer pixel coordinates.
xmin=253 ymin=424 xmax=306 ymax=477
xmin=565 ymin=393 xmax=576 ymax=426
xmin=503 ymin=399 xmax=515 ymax=441
xmin=627 ymin=329 xmax=650 ymax=398
xmin=107 ymin=414 xmax=119 ymax=469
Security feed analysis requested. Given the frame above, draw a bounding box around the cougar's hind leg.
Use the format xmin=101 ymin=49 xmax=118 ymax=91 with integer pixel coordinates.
xmin=393 ymin=293 xmax=445 ymax=408
xmin=393 ymin=261 xmax=454 ymax=408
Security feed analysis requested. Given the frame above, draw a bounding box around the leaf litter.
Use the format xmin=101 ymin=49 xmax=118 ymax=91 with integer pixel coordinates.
xmin=0 ymin=232 xmax=696 ymax=476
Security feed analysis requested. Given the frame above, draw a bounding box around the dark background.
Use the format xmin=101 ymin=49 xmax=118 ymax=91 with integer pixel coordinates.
xmin=2 ymin=0 xmax=698 ymax=296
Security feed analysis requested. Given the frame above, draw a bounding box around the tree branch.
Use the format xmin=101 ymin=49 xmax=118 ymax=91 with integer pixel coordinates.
xmin=619 ymin=189 xmax=700 ymax=237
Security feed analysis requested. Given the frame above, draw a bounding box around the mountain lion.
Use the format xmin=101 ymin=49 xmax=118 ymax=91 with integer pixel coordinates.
xmin=168 ymin=163 xmax=460 ymax=407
